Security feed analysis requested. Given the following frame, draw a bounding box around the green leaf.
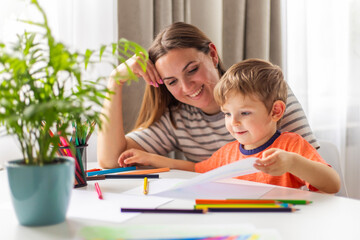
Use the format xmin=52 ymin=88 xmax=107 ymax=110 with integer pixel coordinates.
xmin=84 ymin=49 xmax=93 ymax=69
xmin=99 ymin=45 xmax=106 ymax=61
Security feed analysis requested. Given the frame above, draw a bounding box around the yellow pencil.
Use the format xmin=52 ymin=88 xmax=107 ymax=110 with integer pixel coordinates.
xmin=143 ymin=177 xmax=149 ymax=195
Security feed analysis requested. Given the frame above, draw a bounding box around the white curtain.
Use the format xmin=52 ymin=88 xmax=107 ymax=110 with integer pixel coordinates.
xmin=285 ymin=0 xmax=360 ymax=199
xmin=0 ymin=0 xmax=118 ymax=165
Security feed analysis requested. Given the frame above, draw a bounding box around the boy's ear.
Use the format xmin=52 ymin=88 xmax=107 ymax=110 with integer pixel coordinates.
xmin=271 ymin=100 xmax=286 ymax=121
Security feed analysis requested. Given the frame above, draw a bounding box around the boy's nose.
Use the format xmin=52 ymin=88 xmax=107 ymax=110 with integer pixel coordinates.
xmin=231 ymin=118 xmax=241 ymax=126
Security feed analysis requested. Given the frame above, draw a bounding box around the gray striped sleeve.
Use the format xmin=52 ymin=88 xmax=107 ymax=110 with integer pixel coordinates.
xmin=126 ymin=112 xmax=177 ymax=155
xmin=281 ymin=85 xmax=320 ymax=149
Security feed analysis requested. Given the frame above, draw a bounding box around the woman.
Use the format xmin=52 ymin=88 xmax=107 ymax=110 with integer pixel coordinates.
xmin=97 ymin=22 xmax=318 ymax=169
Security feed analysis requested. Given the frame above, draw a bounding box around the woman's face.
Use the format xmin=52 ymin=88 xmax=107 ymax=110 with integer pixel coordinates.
xmin=155 ymin=45 xmax=221 ymax=115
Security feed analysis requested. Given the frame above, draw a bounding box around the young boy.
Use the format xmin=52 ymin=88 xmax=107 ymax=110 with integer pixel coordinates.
xmin=119 ymin=59 xmax=340 ymax=194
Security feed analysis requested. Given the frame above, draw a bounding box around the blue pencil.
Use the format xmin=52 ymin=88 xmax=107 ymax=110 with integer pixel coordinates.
xmin=87 ymin=166 xmax=137 ymax=176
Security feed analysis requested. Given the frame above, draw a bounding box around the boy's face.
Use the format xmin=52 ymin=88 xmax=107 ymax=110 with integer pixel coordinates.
xmin=221 ymin=92 xmax=278 ymax=150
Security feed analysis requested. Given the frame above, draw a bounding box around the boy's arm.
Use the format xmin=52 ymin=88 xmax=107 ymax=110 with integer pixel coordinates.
xmin=118 ymin=148 xmax=196 ymax=171
xmin=255 ymin=148 xmax=341 ymax=194
xmin=287 ymin=153 xmax=341 ymax=193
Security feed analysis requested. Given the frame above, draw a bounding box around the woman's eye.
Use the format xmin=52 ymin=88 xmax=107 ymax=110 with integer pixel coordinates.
xmin=188 ymin=66 xmax=199 ymax=74
xmin=168 ymin=79 xmax=177 ymax=86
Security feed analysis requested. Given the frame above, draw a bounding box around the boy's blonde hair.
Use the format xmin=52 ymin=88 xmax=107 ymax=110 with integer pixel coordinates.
xmin=214 ymin=58 xmax=287 ymax=114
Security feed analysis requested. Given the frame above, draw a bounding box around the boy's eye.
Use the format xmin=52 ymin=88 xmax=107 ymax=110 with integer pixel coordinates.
xmin=241 ymin=112 xmax=251 ymax=116
xmin=223 ymin=112 xmax=231 ymax=117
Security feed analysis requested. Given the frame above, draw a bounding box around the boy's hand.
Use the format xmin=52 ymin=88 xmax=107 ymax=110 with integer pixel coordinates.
xmin=254 ymin=148 xmax=295 ymax=176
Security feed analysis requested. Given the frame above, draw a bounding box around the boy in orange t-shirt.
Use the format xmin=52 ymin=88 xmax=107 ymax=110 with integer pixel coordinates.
xmin=119 ymin=59 xmax=340 ymax=193
xmin=195 ymin=59 xmax=340 ymax=193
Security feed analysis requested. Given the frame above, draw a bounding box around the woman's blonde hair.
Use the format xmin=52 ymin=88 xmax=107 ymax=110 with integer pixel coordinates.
xmin=214 ymin=58 xmax=287 ymax=114
xmin=133 ymin=22 xmax=226 ymax=130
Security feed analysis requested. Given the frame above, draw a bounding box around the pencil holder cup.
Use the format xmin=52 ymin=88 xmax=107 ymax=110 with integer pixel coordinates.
xmin=60 ymin=144 xmax=88 ymax=188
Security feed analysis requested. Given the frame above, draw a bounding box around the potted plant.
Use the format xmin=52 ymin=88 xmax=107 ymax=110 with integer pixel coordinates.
xmin=0 ymin=0 xmax=147 ymax=226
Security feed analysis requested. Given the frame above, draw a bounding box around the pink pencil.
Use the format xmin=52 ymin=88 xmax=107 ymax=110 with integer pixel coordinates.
xmin=94 ymin=182 xmax=103 ymax=199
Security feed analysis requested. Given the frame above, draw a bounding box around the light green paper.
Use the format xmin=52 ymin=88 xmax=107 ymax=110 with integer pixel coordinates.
xmin=78 ymin=224 xmax=280 ymax=240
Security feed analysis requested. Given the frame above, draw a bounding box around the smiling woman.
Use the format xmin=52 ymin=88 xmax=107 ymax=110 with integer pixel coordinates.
xmin=97 ymin=22 xmax=320 ymax=171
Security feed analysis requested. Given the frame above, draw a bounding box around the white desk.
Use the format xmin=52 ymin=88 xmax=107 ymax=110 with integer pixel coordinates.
xmin=1 ymin=166 xmax=359 ymax=240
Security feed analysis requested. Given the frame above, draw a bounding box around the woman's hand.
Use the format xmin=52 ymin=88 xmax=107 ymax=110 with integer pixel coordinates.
xmin=110 ymin=54 xmax=162 ymax=87
xmin=118 ymin=148 xmax=196 ymax=171
xmin=118 ymin=148 xmax=166 ymax=168
xmin=254 ymin=148 xmax=294 ymax=176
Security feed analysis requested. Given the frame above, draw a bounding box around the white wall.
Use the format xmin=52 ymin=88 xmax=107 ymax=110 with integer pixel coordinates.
xmin=0 ymin=0 xmax=224 ymax=166
xmin=189 ymin=0 xmax=223 ymax=58
xmin=0 ymin=0 xmax=117 ymax=165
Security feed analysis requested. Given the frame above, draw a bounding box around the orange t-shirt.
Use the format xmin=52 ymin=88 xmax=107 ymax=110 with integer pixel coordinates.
xmin=195 ymin=132 xmax=329 ymax=191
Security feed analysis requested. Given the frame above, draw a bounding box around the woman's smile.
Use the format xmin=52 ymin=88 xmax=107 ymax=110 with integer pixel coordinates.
xmin=188 ymin=85 xmax=204 ymax=98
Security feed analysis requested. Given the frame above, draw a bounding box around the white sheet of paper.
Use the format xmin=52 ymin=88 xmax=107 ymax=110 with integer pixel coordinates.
xmin=123 ymin=157 xmax=270 ymax=200
xmin=67 ymin=189 xmax=172 ymax=223
xmin=123 ymin=177 xmax=273 ymax=200
xmin=173 ymin=157 xmax=260 ymax=190
xmin=123 ymin=158 xmax=269 ymax=199
xmin=156 ymin=179 xmax=273 ymax=199
xmin=123 ymin=178 xmax=184 ymax=195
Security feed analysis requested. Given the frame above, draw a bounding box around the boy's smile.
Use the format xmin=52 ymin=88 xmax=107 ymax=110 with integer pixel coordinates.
xmin=221 ymin=92 xmax=278 ymax=150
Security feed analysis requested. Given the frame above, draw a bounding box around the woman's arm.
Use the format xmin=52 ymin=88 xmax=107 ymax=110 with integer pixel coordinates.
xmin=97 ymin=76 xmax=127 ymax=169
xmin=97 ymin=56 xmax=161 ymax=169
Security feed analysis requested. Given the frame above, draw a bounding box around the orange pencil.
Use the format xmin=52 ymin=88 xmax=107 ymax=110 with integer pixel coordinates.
xmin=195 ymin=199 xmax=278 ymax=205
xmin=117 ymin=167 xmax=170 ymax=175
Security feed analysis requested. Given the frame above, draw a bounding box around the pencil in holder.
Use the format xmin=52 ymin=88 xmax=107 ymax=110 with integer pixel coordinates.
xmin=60 ymin=144 xmax=88 ymax=188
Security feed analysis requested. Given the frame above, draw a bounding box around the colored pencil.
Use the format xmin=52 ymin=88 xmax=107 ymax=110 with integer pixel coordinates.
xmin=207 ymin=207 xmax=298 ymax=213
xmin=94 ymin=182 xmax=103 ymax=199
xmin=86 ymin=168 xmax=102 ymax=172
xmin=143 ymin=177 xmax=149 ymax=195
xmin=194 ymin=204 xmax=290 ymax=209
xmin=86 ymin=174 xmax=160 ymax=181
xmin=196 ymin=199 xmax=278 ymax=205
xmin=227 ymin=199 xmax=312 ymax=205
xmin=272 ymin=199 xmax=312 ymax=205
xmin=121 ymin=208 xmax=206 ymax=214
xmin=117 ymin=167 xmax=170 ymax=175
xmin=87 ymin=166 xmax=137 ymax=176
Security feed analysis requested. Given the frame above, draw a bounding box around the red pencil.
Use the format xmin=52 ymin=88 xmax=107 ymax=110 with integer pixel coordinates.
xmin=86 ymin=168 xmax=102 ymax=172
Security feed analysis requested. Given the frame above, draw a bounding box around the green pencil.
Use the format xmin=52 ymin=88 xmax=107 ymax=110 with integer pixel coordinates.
xmin=227 ymin=199 xmax=312 ymax=205
xmin=275 ymin=199 xmax=312 ymax=205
